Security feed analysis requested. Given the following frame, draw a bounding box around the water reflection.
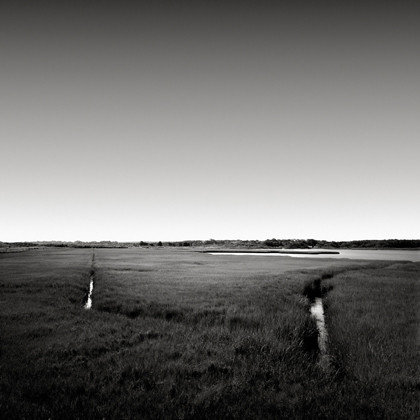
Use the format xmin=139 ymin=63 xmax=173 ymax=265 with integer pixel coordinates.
xmin=310 ymin=297 xmax=330 ymax=370
xmin=208 ymin=249 xmax=420 ymax=261
xmin=84 ymin=277 xmax=93 ymax=310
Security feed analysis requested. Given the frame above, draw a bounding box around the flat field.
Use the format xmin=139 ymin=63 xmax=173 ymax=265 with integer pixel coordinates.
xmin=0 ymin=248 xmax=418 ymax=419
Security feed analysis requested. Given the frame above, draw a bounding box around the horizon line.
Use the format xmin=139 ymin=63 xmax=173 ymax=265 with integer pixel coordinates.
xmin=2 ymin=238 xmax=419 ymax=244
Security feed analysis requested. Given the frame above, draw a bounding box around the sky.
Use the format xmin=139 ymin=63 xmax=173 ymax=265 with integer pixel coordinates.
xmin=1 ymin=1 xmax=419 ymax=242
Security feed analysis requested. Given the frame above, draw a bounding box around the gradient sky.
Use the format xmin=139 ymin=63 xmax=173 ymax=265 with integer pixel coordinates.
xmin=1 ymin=1 xmax=419 ymax=242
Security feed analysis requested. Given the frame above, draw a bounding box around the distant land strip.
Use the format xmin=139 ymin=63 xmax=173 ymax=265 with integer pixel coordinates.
xmin=1 ymin=239 xmax=420 ymax=250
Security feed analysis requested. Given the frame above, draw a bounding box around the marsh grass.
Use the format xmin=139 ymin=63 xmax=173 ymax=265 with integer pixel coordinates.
xmin=319 ymin=262 xmax=420 ymax=418
xmin=0 ymin=248 xmax=418 ymax=419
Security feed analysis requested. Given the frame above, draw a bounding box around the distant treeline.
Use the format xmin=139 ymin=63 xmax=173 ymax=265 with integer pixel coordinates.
xmin=260 ymin=238 xmax=420 ymax=249
xmin=1 ymin=239 xmax=419 ymax=249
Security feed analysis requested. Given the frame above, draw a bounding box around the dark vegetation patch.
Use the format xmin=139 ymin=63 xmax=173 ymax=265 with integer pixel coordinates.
xmin=302 ymin=271 xmax=334 ymax=299
xmin=298 ymin=315 xmax=320 ymax=359
xmin=97 ymin=298 xmax=233 ymax=327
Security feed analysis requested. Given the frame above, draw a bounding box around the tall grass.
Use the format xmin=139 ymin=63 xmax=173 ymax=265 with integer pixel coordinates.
xmin=0 ymin=248 xmax=418 ymax=419
xmin=320 ymin=262 xmax=420 ymax=418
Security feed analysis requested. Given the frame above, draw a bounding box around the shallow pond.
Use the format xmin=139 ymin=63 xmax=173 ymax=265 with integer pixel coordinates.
xmin=209 ymin=249 xmax=420 ymax=261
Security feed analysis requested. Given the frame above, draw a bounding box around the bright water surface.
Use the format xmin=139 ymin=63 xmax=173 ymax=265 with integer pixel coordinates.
xmin=310 ymin=298 xmax=328 ymax=354
xmin=310 ymin=297 xmax=330 ymax=370
xmin=209 ymin=249 xmax=420 ymax=262
xmin=84 ymin=278 xmax=93 ymax=310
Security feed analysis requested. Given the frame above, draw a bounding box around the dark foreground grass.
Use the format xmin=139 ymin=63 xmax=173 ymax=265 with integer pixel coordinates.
xmin=0 ymin=248 xmax=418 ymax=419
xmin=320 ymin=262 xmax=420 ymax=419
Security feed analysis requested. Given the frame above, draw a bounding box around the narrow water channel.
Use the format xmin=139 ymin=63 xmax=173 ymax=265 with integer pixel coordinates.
xmin=84 ymin=251 xmax=95 ymax=310
xmin=310 ymin=297 xmax=330 ymax=369
xmin=84 ymin=276 xmax=94 ymax=310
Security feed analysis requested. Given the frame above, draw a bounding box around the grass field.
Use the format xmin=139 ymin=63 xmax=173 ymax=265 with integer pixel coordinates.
xmin=0 ymin=248 xmax=419 ymax=419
